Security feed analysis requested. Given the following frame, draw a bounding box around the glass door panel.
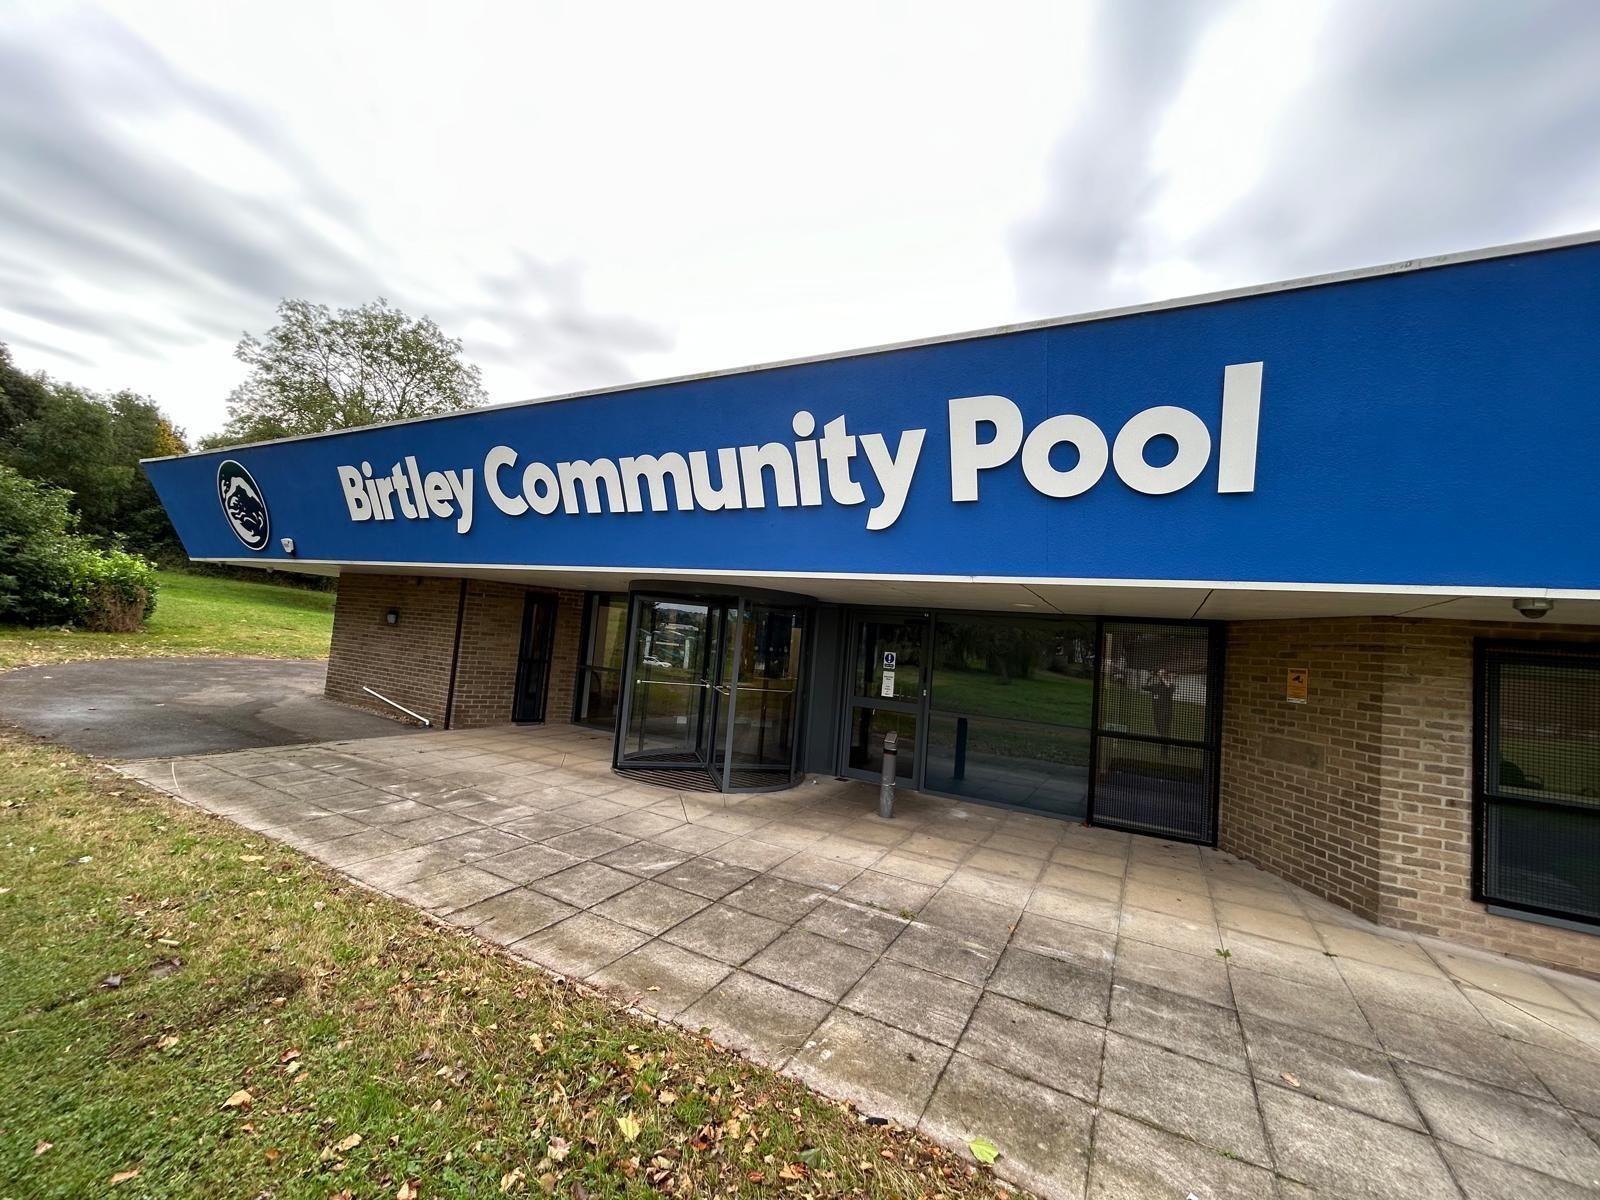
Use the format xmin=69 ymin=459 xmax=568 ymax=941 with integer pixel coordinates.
xmin=844 ymin=614 xmax=928 ymax=782
xmin=621 ymin=596 xmax=720 ymax=765
xmin=727 ymin=604 xmax=805 ymax=783
xmin=615 ymin=592 xmax=805 ymax=791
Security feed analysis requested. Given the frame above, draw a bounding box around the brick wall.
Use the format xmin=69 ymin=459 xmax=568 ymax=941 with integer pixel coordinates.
xmin=325 ymin=572 xmax=586 ymax=731
xmin=325 ymin=573 xmax=462 ymax=726
xmin=449 ymin=582 xmax=586 ymax=728
xmin=1220 ymin=620 xmax=1388 ymax=921
xmin=1221 ymin=617 xmax=1600 ymax=975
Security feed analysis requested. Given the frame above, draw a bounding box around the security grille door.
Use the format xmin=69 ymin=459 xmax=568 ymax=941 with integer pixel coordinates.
xmin=512 ymin=593 xmax=558 ymax=724
xmin=1476 ymin=643 xmax=1600 ymax=925
xmin=1089 ymin=621 xmax=1223 ymax=844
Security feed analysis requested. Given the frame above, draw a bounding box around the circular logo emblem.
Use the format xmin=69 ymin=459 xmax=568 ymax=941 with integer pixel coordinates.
xmin=217 ymin=460 xmax=271 ymax=551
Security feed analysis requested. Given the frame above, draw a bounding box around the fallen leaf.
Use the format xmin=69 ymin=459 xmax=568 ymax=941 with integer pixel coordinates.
xmin=109 ymin=1168 xmax=141 ymax=1186
xmin=969 ymin=1136 xmax=1000 ymax=1165
xmin=335 ymin=1133 xmax=362 ymax=1152
xmin=222 ymin=1089 xmax=253 ymax=1110
xmin=499 ymin=1166 xmax=525 ymax=1192
xmin=280 ymin=1047 xmax=301 ymax=1064
xmin=657 ymin=1089 xmax=677 ymax=1105
xmin=240 ymin=855 xmax=264 ymax=863
xmin=396 ymin=1180 xmax=419 ymax=1200
xmin=1280 ymin=1072 xmax=1301 ymax=1089
xmin=548 ymin=1136 xmax=571 ymax=1162
xmin=157 ymin=1034 xmax=180 ymax=1050
xmin=617 ymin=1114 xmax=641 ymax=1143
xmin=777 ymin=1163 xmax=806 ymax=1180
xmin=33 ymin=1140 xmax=52 ymax=1156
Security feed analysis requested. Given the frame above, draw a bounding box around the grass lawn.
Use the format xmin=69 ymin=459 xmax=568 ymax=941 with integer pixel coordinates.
xmin=0 ymin=733 xmax=1003 ymax=1200
xmin=0 ymin=571 xmax=335 ymax=670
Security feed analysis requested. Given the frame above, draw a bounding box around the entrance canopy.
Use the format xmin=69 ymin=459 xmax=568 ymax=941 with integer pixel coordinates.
xmin=144 ymin=232 xmax=1600 ymax=623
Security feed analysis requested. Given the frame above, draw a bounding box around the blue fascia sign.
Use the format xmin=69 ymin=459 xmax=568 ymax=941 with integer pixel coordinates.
xmin=145 ymin=237 xmax=1600 ymax=592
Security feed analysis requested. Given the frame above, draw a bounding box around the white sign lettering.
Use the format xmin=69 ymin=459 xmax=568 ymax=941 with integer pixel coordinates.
xmin=332 ymin=364 xmax=1262 ymax=534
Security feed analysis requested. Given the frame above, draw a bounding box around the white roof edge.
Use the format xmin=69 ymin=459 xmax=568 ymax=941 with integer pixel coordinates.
xmin=180 ymin=557 xmax=1600 ymax=602
xmin=143 ymin=227 xmax=1600 ymax=465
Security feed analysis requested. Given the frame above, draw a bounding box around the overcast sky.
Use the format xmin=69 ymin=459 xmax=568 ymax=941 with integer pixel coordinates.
xmin=3 ymin=0 xmax=1599 ymax=437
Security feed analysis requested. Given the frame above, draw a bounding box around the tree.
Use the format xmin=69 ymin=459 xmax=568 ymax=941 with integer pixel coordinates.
xmin=0 ymin=342 xmax=52 ymax=444
xmin=211 ymin=298 xmax=487 ymax=446
xmin=0 ymin=361 xmax=189 ymax=556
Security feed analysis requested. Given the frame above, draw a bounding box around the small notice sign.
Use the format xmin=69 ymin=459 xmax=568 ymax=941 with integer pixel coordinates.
xmin=881 ymin=669 xmax=896 ymax=698
xmin=1286 ymin=667 xmax=1309 ymax=704
xmin=883 ymin=651 xmax=897 ymax=669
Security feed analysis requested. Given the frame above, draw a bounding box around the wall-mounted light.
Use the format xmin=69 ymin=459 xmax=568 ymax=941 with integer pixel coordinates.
xmin=279 ymin=537 xmax=296 ymax=555
xmin=385 ymin=609 xmax=400 ymax=626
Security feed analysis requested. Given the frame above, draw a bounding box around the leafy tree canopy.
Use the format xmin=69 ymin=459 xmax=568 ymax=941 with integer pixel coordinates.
xmin=209 ymin=298 xmax=487 ymax=447
xmin=0 ymin=344 xmax=188 ymax=556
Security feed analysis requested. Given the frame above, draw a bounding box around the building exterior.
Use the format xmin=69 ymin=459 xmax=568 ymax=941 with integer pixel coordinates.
xmin=145 ymin=233 xmax=1600 ymax=974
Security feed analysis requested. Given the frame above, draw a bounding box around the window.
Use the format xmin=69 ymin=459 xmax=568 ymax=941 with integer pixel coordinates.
xmin=1090 ymin=621 xmax=1222 ymax=843
xmin=1476 ymin=643 xmax=1600 ymax=925
xmin=922 ymin=615 xmax=1096 ymax=817
xmin=573 ymin=593 xmax=629 ymax=729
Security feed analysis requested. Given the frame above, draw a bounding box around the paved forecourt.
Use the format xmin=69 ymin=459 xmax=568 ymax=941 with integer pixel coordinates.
xmin=121 ymin=725 xmax=1600 ymax=1200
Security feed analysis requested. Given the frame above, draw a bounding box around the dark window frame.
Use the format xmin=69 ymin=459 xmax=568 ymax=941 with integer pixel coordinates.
xmin=1473 ymin=639 xmax=1600 ymax=928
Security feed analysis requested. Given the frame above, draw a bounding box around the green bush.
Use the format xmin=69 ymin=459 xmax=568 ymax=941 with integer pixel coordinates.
xmin=70 ymin=547 xmax=159 ymax=631
xmin=0 ymin=465 xmax=159 ymax=630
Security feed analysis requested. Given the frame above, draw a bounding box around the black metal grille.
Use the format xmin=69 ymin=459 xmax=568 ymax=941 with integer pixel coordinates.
xmin=1090 ymin=621 xmax=1221 ymax=844
xmin=1476 ymin=643 xmax=1600 ymax=924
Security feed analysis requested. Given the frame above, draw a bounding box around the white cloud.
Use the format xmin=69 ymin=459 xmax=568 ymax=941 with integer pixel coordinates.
xmin=1 ymin=0 xmax=1596 ymax=438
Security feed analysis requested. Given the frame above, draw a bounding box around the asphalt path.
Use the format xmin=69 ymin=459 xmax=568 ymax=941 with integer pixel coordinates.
xmin=0 ymin=657 xmax=416 ymax=758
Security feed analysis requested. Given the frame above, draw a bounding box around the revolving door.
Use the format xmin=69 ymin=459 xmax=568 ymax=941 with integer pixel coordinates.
xmin=613 ymin=589 xmax=809 ymax=792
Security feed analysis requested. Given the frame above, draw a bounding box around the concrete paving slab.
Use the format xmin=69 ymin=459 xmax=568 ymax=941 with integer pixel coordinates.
xmin=883 ymin=923 xmax=1000 ymax=986
xmin=478 ymin=842 xmax=584 ymax=884
xmin=1239 ymin=1013 xmax=1421 ymax=1129
xmin=1440 ymin=1140 xmax=1600 ymax=1200
xmin=1259 ymin=1085 xmax=1460 ymax=1200
xmin=449 ymin=887 xmax=575 ymax=944
xmin=1098 ymin=1031 xmax=1270 ymax=1167
xmin=1111 ymin=937 xmax=1233 ymax=1008
xmin=587 ymin=941 xmax=731 ymax=1018
xmin=921 ymin=1053 xmax=1094 ymax=1200
xmin=392 ymin=865 xmax=515 ymax=913
xmin=593 ymin=880 xmax=712 ymax=936
xmin=1398 ymin=1063 xmax=1600 ymax=1188
xmin=788 ymin=1010 xmax=950 ymax=1127
xmin=1364 ymin=999 xmax=1551 ymax=1098
xmin=841 ymin=959 xmax=980 ymax=1047
xmin=679 ymin=971 xmax=831 ymax=1067
xmin=955 ymin=991 xmax=1104 ymax=1104
xmin=1108 ymin=979 xmax=1246 ymax=1071
xmin=724 ymin=875 xmax=830 ymax=922
xmin=655 ymin=857 xmax=758 ymax=900
xmin=662 ymin=902 xmax=785 ymax=966
xmin=1229 ymin=966 xmax=1376 ymax=1048
xmin=988 ymin=945 xmax=1112 ymax=1026
xmin=531 ymin=861 xmax=637 ymax=907
xmin=1086 ymin=1110 xmax=1277 ymax=1200
xmin=746 ymin=929 xmax=876 ymax=1002
xmin=798 ymin=897 xmax=907 ymax=953
xmin=509 ymin=912 xmax=651 ymax=978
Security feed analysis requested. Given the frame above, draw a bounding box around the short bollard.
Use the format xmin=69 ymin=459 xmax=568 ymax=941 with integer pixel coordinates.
xmin=878 ymin=730 xmax=898 ymax=818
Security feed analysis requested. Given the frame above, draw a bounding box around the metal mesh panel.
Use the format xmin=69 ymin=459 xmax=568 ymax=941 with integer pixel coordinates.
xmin=1092 ymin=621 xmax=1219 ymax=843
xmin=1092 ymin=737 xmax=1212 ymax=841
xmin=1479 ymin=646 xmax=1600 ymax=922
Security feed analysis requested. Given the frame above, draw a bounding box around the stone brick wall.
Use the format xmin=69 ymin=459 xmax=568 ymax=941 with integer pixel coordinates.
xmin=325 ymin=572 xmax=587 ymax=731
xmin=1221 ymin=616 xmax=1600 ymax=975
